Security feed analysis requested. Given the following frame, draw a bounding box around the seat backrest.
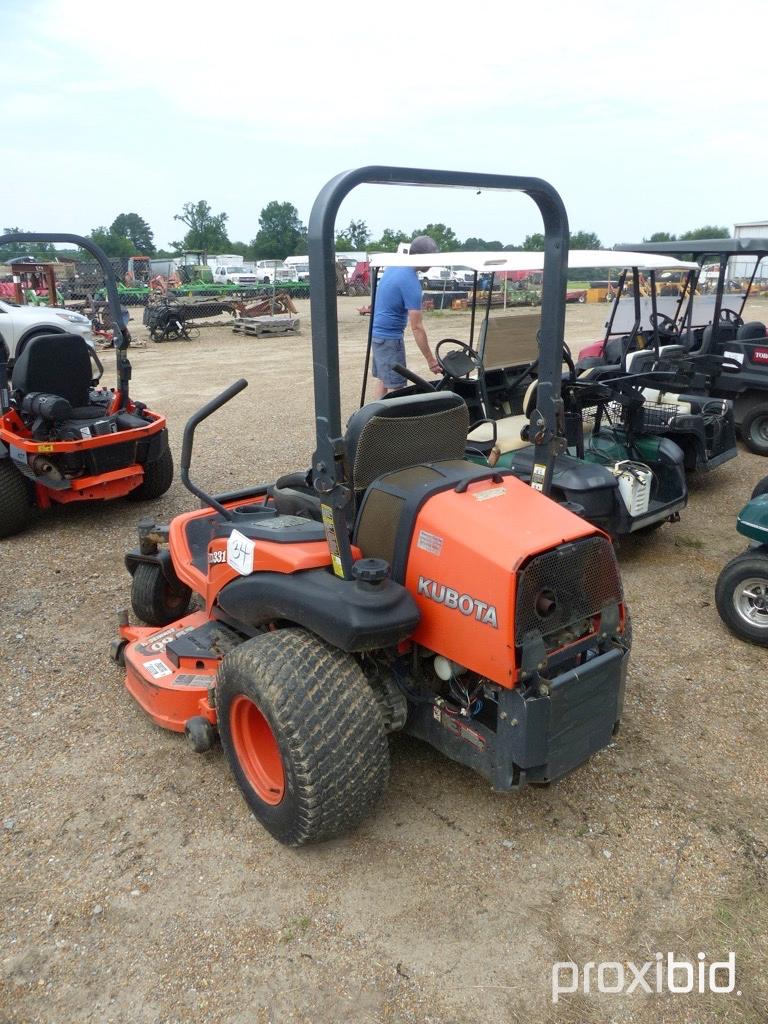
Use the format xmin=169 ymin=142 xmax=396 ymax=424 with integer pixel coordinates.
xmin=701 ymin=322 xmax=737 ymax=352
xmin=737 ymin=321 xmax=767 ymax=341
xmin=625 ymin=349 xmax=656 ymax=373
xmin=345 ymin=392 xmax=469 ymax=491
xmin=12 ymin=333 xmax=93 ymax=407
xmin=478 ymin=312 xmax=541 ymax=370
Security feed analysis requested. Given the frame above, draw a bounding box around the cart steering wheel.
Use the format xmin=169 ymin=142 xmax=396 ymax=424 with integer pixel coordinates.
xmin=435 ymin=338 xmax=483 ymax=379
xmin=719 ymin=308 xmax=744 ymax=328
xmin=650 ymin=312 xmax=679 ymax=335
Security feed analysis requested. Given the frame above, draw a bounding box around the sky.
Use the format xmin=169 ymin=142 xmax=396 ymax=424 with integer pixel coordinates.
xmin=2 ymin=0 xmax=767 ymax=253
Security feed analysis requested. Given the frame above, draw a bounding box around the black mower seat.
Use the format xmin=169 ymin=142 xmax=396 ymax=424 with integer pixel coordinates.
xmin=345 ymin=391 xmax=469 ymax=491
xmin=12 ymin=333 xmax=95 ymax=406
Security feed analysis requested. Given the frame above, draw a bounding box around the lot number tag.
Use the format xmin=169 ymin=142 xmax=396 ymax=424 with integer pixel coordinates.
xmin=227 ymin=529 xmax=255 ymax=576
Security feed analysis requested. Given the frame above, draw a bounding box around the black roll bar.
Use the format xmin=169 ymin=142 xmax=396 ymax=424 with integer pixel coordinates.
xmin=307 ymin=167 xmax=569 ymax=540
xmin=0 ymin=232 xmax=132 ymax=408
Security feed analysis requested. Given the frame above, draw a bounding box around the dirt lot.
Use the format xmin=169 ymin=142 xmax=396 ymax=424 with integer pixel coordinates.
xmin=2 ymin=297 xmax=768 ymax=1024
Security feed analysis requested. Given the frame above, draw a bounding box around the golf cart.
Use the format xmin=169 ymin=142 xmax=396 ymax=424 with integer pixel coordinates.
xmin=614 ymin=239 xmax=768 ymax=454
xmin=715 ymin=475 xmax=768 ymax=645
xmin=569 ymin=252 xmax=739 ymax=472
xmin=0 ymin=233 xmax=173 ymax=538
xmin=114 ymin=166 xmax=630 ymax=847
xmin=367 ymin=249 xmax=689 ymax=537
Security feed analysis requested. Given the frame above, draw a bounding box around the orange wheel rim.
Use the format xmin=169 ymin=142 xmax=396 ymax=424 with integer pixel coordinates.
xmin=229 ymin=695 xmax=285 ymax=805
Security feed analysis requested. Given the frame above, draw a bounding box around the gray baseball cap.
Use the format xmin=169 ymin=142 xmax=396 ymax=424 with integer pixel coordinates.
xmin=409 ymin=234 xmax=439 ymax=255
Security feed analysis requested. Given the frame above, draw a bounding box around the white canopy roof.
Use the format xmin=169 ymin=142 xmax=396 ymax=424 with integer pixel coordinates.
xmin=368 ymin=249 xmax=699 ymax=272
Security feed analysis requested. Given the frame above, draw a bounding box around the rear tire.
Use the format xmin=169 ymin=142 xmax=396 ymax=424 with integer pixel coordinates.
xmin=217 ymin=628 xmax=389 ymax=846
xmin=715 ymin=552 xmax=768 ymax=645
xmin=0 ymin=461 xmax=32 ymax=539
xmin=741 ymin=405 xmax=768 ymax=456
xmin=129 ymin=443 xmax=174 ymax=501
xmin=751 ymin=475 xmax=768 ymax=499
xmin=131 ymin=562 xmax=192 ymax=626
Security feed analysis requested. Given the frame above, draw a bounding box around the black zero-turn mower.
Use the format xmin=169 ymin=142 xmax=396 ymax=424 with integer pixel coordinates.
xmin=0 ymin=233 xmax=172 ymax=538
xmin=114 ymin=166 xmax=631 ymax=846
xmin=613 ymin=238 xmax=768 ymax=455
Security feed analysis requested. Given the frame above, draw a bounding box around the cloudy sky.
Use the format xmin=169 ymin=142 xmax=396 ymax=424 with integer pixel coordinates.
xmin=2 ymin=0 xmax=766 ymax=251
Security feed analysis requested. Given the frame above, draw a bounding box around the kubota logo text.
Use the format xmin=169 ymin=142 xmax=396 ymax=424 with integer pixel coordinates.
xmin=417 ymin=576 xmax=498 ymax=627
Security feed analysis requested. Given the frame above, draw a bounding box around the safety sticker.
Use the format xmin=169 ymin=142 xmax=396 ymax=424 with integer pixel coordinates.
xmin=439 ymin=711 xmax=487 ymax=751
xmin=723 ymin=350 xmax=745 ymax=365
xmin=9 ymin=444 xmax=28 ymax=467
xmin=417 ymin=529 xmax=443 ymax=555
xmin=36 ymin=443 xmax=54 ymax=453
xmin=143 ymin=659 xmax=172 ymax=679
xmin=80 ymin=426 xmax=92 ymax=439
xmin=473 ymin=486 xmax=506 ymax=502
xmin=174 ymin=674 xmax=213 ymax=688
xmin=531 ymin=463 xmax=547 ymax=492
xmin=321 ymin=504 xmax=344 ymax=578
xmin=226 ymin=529 xmax=255 ymax=576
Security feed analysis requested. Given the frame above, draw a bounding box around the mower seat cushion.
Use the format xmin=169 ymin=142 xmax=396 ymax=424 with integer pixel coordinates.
xmin=12 ymin=333 xmax=93 ymax=407
xmin=467 ymin=415 xmax=530 ymax=454
xmin=345 ymin=392 xmax=469 ymax=491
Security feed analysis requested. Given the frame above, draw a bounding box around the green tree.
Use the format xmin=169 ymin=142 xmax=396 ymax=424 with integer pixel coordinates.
xmin=570 ymin=230 xmax=601 ymax=249
xmin=2 ymin=227 xmax=56 ymax=259
xmin=644 ymin=231 xmax=678 ymax=243
xmin=523 ymin=232 xmax=546 ymax=251
xmin=172 ymin=200 xmax=230 ymax=255
xmin=251 ymin=201 xmax=306 ymax=259
xmin=411 ymin=222 xmax=459 ymax=251
xmin=679 ymin=225 xmax=729 ymax=241
xmin=369 ymin=228 xmax=410 ymax=251
xmin=110 ymin=213 xmax=155 ymax=254
xmin=336 ymin=219 xmax=371 ymax=251
xmin=88 ymin=226 xmax=134 ymax=258
xmin=460 ymin=237 xmax=504 ymax=251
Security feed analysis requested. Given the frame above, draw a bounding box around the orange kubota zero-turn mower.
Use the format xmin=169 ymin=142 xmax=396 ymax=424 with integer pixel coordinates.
xmin=114 ymin=168 xmax=631 ymax=846
xmin=0 ymin=233 xmax=172 ymax=538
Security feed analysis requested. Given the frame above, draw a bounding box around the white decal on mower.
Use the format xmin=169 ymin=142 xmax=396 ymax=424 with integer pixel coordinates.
xmin=417 ymin=576 xmax=498 ymax=628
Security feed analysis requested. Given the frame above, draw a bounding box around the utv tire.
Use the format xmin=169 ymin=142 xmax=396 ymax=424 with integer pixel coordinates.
xmin=741 ymin=406 xmax=768 ymax=456
xmin=0 ymin=461 xmax=32 ymax=539
xmin=217 ymin=628 xmax=389 ymax=846
xmin=128 ymin=443 xmax=174 ymax=501
xmin=751 ymin=475 xmax=768 ymax=500
xmin=131 ymin=562 xmax=192 ymax=626
xmin=715 ymin=552 xmax=768 ymax=646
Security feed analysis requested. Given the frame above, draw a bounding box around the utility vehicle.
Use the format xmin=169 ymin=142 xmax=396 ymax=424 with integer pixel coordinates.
xmin=0 ymin=233 xmax=173 ymax=538
xmin=114 ymin=167 xmax=630 ymax=846
xmin=613 ymin=239 xmax=768 ymax=454
xmin=716 ymin=475 xmax=768 ymax=645
xmin=367 ymin=249 xmax=690 ymax=536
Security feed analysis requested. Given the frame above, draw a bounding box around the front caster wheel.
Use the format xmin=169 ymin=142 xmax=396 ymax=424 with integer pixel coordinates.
xmin=131 ymin=561 xmax=192 ymax=626
xmin=185 ymin=716 xmax=216 ymax=753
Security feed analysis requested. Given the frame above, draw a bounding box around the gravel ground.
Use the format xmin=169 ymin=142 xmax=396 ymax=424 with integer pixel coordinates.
xmin=2 ymin=296 xmax=768 ymax=1024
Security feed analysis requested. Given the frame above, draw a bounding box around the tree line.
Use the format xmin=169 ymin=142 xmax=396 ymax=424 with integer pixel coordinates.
xmin=3 ymin=202 xmax=730 ymax=263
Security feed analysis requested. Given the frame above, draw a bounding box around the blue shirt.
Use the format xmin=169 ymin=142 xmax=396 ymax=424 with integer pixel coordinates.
xmin=372 ymin=267 xmax=423 ymax=339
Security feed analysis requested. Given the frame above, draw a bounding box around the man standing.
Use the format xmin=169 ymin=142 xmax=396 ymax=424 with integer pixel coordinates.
xmin=370 ymin=235 xmax=440 ymax=399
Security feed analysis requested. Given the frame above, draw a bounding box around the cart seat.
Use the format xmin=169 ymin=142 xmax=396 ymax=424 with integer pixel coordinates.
xmin=467 ymin=415 xmax=529 ymax=453
xmin=466 ymin=377 xmax=539 ymax=454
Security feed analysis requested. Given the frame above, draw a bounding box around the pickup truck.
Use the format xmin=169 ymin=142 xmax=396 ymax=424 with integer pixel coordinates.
xmin=255 ymin=260 xmax=298 ymax=285
xmin=212 ymin=266 xmax=258 ymax=285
